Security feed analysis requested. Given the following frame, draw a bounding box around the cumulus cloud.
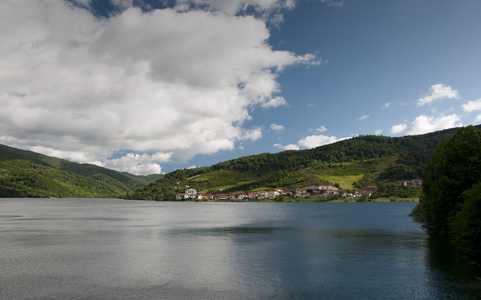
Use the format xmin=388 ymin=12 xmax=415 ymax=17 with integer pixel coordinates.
xmin=417 ymin=84 xmax=459 ymax=107
xmin=99 ymin=153 xmax=164 ymax=175
xmin=239 ymin=127 xmax=264 ymax=141
xmin=273 ymin=127 xmax=345 ymax=151
xmin=0 ymin=0 xmax=318 ymax=175
xmin=261 ymin=96 xmax=288 ymax=108
xmin=357 ymin=115 xmax=369 ymax=121
xmin=175 ymin=0 xmax=296 ymax=18
xmin=274 ymin=143 xmax=299 ymax=150
xmin=390 ymin=123 xmax=408 ymax=134
xmin=390 ymin=114 xmax=462 ymax=135
xmin=270 ymin=123 xmax=285 ymax=132
xmin=462 ymin=98 xmax=481 ymax=112
xmin=298 ymin=134 xmax=341 ymax=148
xmin=382 ymin=102 xmax=391 ymax=109
xmin=375 ymin=129 xmax=383 ymax=135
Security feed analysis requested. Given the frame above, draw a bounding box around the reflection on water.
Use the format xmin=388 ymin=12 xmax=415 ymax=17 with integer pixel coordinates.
xmin=0 ymin=199 xmax=480 ymax=299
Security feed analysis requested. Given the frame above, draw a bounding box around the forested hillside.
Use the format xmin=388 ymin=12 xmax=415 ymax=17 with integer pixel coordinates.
xmin=127 ymin=126 xmax=480 ymax=200
xmin=0 ymin=144 xmax=147 ymax=198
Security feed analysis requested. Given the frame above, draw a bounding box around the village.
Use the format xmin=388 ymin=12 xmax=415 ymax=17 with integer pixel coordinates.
xmin=175 ymin=180 xmax=423 ymax=201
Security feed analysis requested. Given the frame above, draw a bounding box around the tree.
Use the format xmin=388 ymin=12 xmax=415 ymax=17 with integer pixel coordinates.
xmin=449 ymin=182 xmax=481 ymax=256
xmin=421 ymin=126 xmax=481 ymax=234
xmin=417 ymin=126 xmax=481 ymax=257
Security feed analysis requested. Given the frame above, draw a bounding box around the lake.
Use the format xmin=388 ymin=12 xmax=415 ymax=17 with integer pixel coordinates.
xmin=1 ymin=198 xmax=480 ymax=299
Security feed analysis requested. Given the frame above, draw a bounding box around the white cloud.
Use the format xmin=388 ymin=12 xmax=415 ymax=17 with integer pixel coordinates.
xmin=375 ymin=129 xmax=383 ymax=135
xmin=175 ymin=0 xmax=295 ymax=18
xmin=239 ymin=127 xmax=263 ymax=141
xmin=98 ymin=153 xmax=163 ymax=175
xmin=274 ymin=127 xmax=348 ymax=151
xmin=476 ymin=114 xmax=481 ymax=123
xmin=462 ymin=98 xmax=481 ymax=112
xmin=417 ymin=84 xmax=459 ymax=107
xmin=270 ymin=123 xmax=285 ymax=132
xmin=0 ymin=0 xmax=318 ymax=175
xmin=77 ymin=0 xmax=296 ymax=19
xmin=274 ymin=143 xmax=299 ymax=151
xmin=29 ymin=146 xmax=105 ymax=163
xmin=261 ymin=96 xmax=288 ymax=108
xmin=71 ymin=0 xmax=92 ymax=8
xmin=357 ymin=115 xmax=369 ymax=121
xmin=390 ymin=114 xmax=462 ymax=135
xmin=382 ymin=102 xmax=391 ymax=109
xmin=390 ymin=123 xmax=407 ymax=134
xmin=298 ymin=134 xmax=340 ymax=149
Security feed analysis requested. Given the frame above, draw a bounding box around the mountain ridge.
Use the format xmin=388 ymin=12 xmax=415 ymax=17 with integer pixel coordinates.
xmin=127 ymin=125 xmax=481 ymax=200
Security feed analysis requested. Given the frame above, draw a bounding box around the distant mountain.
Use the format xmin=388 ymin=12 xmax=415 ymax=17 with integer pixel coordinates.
xmin=136 ymin=173 xmax=165 ymax=184
xmin=127 ymin=125 xmax=481 ymax=201
xmin=0 ymin=144 xmax=148 ymax=198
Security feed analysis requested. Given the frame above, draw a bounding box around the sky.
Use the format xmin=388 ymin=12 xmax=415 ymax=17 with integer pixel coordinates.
xmin=1 ymin=0 xmax=481 ymax=175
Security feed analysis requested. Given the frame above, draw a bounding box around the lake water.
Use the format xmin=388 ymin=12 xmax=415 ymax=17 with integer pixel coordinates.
xmin=1 ymin=199 xmax=480 ymax=299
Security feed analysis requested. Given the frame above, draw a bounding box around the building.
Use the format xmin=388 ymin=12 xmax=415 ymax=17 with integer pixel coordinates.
xmin=404 ymin=180 xmax=423 ymax=188
xmin=175 ymin=193 xmax=187 ymax=200
xmin=185 ymin=188 xmax=197 ymax=196
xmin=213 ymin=194 xmax=228 ymax=201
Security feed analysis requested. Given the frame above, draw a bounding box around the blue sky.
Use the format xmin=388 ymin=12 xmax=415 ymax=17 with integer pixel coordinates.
xmin=1 ymin=0 xmax=481 ymax=175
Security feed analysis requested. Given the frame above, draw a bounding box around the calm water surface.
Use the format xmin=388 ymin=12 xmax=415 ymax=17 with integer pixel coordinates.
xmin=1 ymin=199 xmax=480 ymax=299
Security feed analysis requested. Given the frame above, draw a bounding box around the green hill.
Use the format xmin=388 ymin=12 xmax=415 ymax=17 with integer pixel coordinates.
xmin=136 ymin=173 xmax=165 ymax=184
xmin=0 ymin=144 xmax=148 ymax=198
xmin=127 ymin=126 xmax=481 ymax=200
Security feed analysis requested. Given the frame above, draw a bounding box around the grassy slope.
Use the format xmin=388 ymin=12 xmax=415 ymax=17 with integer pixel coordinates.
xmin=0 ymin=144 xmax=148 ymax=198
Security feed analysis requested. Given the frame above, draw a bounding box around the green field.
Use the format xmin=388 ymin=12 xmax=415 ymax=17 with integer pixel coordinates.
xmin=320 ymin=174 xmax=364 ymax=190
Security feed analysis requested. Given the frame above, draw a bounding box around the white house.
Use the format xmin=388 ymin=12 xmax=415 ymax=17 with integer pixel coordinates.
xmin=185 ymin=188 xmax=197 ymax=196
xmin=268 ymin=191 xmax=279 ymax=200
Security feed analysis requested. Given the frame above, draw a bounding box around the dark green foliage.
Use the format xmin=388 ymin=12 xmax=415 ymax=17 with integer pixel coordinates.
xmin=421 ymin=126 xmax=481 ymax=233
xmin=449 ymin=182 xmax=481 ymax=256
xmin=416 ymin=125 xmax=481 ymax=257
xmin=379 ymin=151 xmax=432 ymax=180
